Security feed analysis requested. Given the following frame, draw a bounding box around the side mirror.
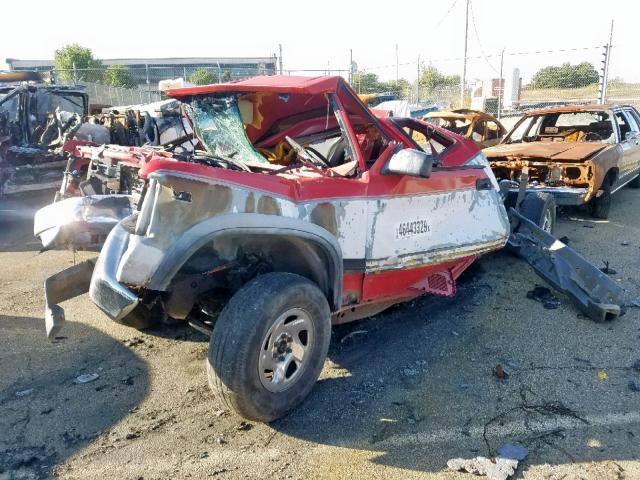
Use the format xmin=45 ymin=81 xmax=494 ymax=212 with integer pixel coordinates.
xmin=382 ymin=148 xmax=434 ymax=178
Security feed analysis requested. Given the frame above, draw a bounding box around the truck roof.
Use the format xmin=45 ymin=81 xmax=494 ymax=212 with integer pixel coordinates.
xmin=167 ymin=75 xmax=346 ymax=98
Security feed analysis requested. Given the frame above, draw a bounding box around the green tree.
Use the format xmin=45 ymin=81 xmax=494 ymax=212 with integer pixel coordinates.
xmin=351 ymin=72 xmax=384 ymax=93
xmin=189 ymin=68 xmax=218 ymax=85
xmin=380 ymin=79 xmax=411 ymax=97
xmin=420 ymin=66 xmax=459 ymax=91
xmin=103 ymin=64 xmax=137 ymax=88
xmin=221 ymin=70 xmax=232 ymax=82
xmin=54 ymin=44 xmax=102 ymax=83
xmin=531 ymin=62 xmax=599 ymax=88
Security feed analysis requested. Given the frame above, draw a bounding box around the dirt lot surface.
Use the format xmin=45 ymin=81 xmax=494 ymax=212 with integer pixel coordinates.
xmin=1 ymin=189 xmax=640 ymax=480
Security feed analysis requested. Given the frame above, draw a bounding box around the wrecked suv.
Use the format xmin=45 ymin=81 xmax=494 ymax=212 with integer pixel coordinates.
xmin=485 ymin=104 xmax=640 ymax=219
xmin=47 ymin=76 xmax=513 ymax=421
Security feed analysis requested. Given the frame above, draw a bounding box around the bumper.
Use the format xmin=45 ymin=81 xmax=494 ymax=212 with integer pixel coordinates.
xmin=34 ymin=195 xmax=134 ymax=251
xmin=509 ymin=186 xmax=589 ymax=206
xmin=509 ymin=209 xmax=624 ymax=322
xmin=89 ymin=222 xmax=140 ymax=322
xmin=44 ymin=258 xmax=97 ymax=339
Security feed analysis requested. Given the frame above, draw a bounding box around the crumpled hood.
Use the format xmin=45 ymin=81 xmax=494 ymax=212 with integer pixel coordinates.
xmin=484 ymin=142 xmax=611 ymax=161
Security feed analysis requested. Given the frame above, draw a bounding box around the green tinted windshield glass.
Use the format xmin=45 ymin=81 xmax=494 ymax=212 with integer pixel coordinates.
xmin=186 ymin=95 xmax=267 ymax=164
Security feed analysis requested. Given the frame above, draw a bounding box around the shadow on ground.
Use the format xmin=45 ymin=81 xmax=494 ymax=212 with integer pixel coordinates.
xmin=269 ymin=250 xmax=640 ymax=476
xmin=0 ymin=315 xmax=150 ymax=478
xmin=0 ymin=191 xmax=54 ymax=253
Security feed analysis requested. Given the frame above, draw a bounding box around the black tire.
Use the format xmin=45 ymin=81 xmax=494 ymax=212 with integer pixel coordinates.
xmin=207 ymin=272 xmax=331 ymax=422
xmin=590 ymin=176 xmax=612 ymax=219
xmin=628 ymin=173 xmax=640 ymax=189
xmin=519 ymin=192 xmax=556 ymax=233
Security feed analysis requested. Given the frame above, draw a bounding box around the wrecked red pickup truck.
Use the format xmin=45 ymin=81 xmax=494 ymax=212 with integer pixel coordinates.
xmin=41 ymin=76 xmax=625 ymax=421
xmin=44 ymin=76 xmax=512 ymax=420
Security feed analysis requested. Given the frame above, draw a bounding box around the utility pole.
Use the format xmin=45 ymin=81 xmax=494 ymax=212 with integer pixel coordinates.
xmin=460 ymin=0 xmax=470 ymax=108
xmin=497 ymin=48 xmax=505 ymax=119
xmin=395 ymin=44 xmax=399 ymax=87
xmin=349 ymin=49 xmax=353 ymax=84
xmin=417 ymin=54 xmax=421 ymax=103
xmin=598 ymin=20 xmax=613 ymax=104
xmin=278 ymin=44 xmax=283 ymax=75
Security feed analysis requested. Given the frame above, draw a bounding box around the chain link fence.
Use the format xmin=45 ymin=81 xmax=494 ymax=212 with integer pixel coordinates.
xmin=42 ymin=46 xmax=639 ymax=121
xmin=51 ymin=64 xmax=277 ymax=108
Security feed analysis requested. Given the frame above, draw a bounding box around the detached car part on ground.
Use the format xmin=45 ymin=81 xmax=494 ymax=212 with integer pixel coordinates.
xmin=423 ymin=109 xmax=507 ymax=149
xmin=485 ymin=104 xmax=640 ymax=219
xmin=40 ymin=76 xmax=625 ymax=422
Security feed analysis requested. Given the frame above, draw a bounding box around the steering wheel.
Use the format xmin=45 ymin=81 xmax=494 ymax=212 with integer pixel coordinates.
xmin=284 ymin=136 xmax=328 ymax=168
xmin=583 ymin=132 xmax=602 ymax=142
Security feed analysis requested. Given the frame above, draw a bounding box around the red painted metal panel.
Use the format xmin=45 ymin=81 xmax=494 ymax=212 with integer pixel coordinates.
xmin=361 ymin=257 xmax=475 ymax=302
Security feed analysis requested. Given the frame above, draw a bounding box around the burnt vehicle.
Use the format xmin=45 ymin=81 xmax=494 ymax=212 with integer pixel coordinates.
xmin=0 ymin=72 xmax=98 ymax=195
xmin=423 ymin=109 xmax=506 ymax=149
xmin=485 ymin=104 xmax=640 ymax=219
xmin=41 ymin=77 xmax=625 ymax=422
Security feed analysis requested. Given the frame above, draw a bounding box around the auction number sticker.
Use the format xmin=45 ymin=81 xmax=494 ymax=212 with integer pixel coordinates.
xmin=396 ymin=218 xmax=431 ymax=239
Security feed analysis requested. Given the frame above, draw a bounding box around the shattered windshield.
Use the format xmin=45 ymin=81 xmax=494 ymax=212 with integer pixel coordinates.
xmin=185 ymin=95 xmax=268 ymax=164
xmin=504 ymin=111 xmax=615 ymax=144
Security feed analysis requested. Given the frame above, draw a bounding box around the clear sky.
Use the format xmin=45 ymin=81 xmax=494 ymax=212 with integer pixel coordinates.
xmin=1 ymin=0 xmax=637 ymax=83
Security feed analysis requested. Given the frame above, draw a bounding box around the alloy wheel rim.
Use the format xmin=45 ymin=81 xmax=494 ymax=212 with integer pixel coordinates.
xmin=258 ymin=308 xmax=314 ymax=392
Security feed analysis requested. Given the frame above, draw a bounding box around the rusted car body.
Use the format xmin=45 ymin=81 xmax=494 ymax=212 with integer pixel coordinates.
xmin=485 ymin=104 xmax=640 ymax=217
xmin=423 ymin=109 xmax=506 ymax=148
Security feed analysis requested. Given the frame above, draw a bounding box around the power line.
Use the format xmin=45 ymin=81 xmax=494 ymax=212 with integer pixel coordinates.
xmin=358 ymin=45 xmax=602 ymax=71
xmin=432 ymin=0 xmax=459 ymax=32
xmin=469 ymin=0 xmax=500 ymax=75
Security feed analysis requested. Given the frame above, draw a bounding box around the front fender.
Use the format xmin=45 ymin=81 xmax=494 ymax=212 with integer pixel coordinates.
xmin=140 ymin=213 xmax=344 ymax=310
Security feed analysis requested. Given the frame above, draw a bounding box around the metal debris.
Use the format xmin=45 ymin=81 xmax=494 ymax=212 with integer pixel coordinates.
xmin=74 ymin=373 xmax=99 ymax=384
xmin=15 ymin=388 xmax=34 ymax=397
xmin=340 ymin=329 xmax=368 ymax=344
xmin=447 ymin=442 xmax=528 ymax=480
xmin=509 ymin=210 xmax=625 ymax=322
xmin=236 ymin=422 xmax=252 ymax=431
xmin=600 ymin=261 xmax=617 ymax=275
xmin=494 ymin=364 xmax=509 ymax=380
xmin=628 ymin=380 xmax=640 ymax=392
xmin=526 ymin=286 xmax=560 ymax=310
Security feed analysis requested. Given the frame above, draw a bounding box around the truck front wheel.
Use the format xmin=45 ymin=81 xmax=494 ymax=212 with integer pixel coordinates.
xmin=207 ymin=272 xmax=331 ymax=422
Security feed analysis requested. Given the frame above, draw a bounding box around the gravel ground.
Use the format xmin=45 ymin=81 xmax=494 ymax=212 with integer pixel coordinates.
xmin=1 ymin=189 xmax=640 ymax=480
